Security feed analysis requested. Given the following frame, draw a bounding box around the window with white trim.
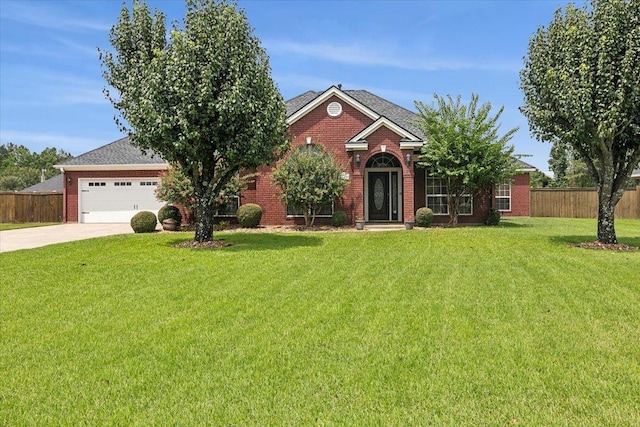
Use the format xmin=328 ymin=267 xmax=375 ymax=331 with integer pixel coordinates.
xmin=214 ymin=196 xmax=240 ymax=217
xmin=495 ymin=183 xmax=511 ymax=211
xmin=425 ymin=176 xmax=472 ymax=215
xmin=286 ymin=202 xmax=333 ymax=217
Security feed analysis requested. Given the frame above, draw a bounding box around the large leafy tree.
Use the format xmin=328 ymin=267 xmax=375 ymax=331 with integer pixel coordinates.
xmin=520 ymin=0 xmax=640 ymax=244
xmin=0 ymin=143 xmax=70 ymax=191
xmin=99 ymin=0 xmax=289 ymax=242
xmin=271 ymin=146 xmax=348 ymax=227
xmin=414 ymin=94 xmax=518 ymax=226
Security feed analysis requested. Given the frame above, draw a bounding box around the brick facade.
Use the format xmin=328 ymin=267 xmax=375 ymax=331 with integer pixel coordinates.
xmin=61 ymin=88 xmax=532 ymax=225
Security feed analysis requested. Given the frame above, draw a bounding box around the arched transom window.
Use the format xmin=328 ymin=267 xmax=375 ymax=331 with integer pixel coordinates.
xmin=366 ymin=153 xmax=401 ymax=168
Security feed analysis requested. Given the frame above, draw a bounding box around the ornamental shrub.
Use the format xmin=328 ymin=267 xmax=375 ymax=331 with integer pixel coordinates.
xmin=130 ymin=211 xmax=158 ymax=233
xmin=485 ymin=208 xmax=501 ymax=226
xmin=415 ymin=207 xmax=434 ymax=227
xmin=158 ymin=205 xmax=182 ymax=224
xmin=332 ymin=210 xmax=347 ymax=227
xmin=237 ymin=203 xmax=262 ymax=228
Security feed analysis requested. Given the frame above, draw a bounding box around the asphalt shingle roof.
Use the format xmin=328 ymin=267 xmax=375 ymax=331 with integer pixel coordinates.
xmin=58 ymin=137 xmax=166 ymax=166
xmin=22 ymin=174 xmax=63 ymax=192
xmin=285 ymin=88 xmax=426 ymax=140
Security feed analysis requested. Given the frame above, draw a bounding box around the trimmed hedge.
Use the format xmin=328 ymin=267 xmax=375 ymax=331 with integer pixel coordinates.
xmin=415 ymin=207 xmax=434 ymax=227
xmin=332 ymin=210 xmax=347 ymax=227
xmin=130 ymin=211 xmax=158 ymax=233
xmin=158 ymin=205 xmax=182 ymax=224
xmin=237 ymin=203 xmax=262 ymax=228
xmin=485 ymin=208 xmax=501 ymax=226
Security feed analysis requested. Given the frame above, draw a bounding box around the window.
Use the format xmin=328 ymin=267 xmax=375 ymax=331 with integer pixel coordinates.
xmin=495 ymin=183 xmax=511 ymax=211
xmin=88 ymin=182 xmax=106 ymax=187
xmin=214 ymin=196 xmax=240 ymax=217
xmin=286 ymin=202 xmax=333 ymax=217
xmin=114 ymin=181 xmax=132 ymax=186
xmin=425 ymin=176 xmax=472 ymax=215
xmin=140 ymin=181 xmax=158 ymax=186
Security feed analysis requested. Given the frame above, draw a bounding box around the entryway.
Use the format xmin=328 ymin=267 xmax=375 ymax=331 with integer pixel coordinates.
xmin=364 ymin=153 xmax=402 ymax=222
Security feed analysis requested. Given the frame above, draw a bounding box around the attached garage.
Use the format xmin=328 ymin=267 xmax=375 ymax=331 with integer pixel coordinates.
xmin=55 ymin=137 xmax=170 ymax=223
xmin=79 ymin=178 xmax=165 ymax=223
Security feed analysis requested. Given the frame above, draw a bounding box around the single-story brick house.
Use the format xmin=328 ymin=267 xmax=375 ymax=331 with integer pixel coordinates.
xmin=57 ymin=86 xmax=535 ymax=224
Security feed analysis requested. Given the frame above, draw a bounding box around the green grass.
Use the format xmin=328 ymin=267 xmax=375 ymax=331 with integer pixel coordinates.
xmin=0 ymin=222 xmax=60 ymax=230
xmin=1 ymin=218 xmax=639 ymax=425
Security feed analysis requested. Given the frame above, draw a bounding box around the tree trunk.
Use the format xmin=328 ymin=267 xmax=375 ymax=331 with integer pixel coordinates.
xmin=448 ymin=194 xmax=460 ymax=227
xmin=194 ymin=195 xmax=215 ymax=242
xmin=595 ymin=168 xmax=623 ymax=244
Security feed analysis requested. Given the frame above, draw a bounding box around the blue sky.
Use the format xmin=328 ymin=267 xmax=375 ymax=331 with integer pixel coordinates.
xmin=0 ymin=0 xmax=585 ymax=174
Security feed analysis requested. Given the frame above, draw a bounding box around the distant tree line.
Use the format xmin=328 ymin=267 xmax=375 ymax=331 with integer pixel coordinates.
xmin=0 ymin=143 xmax=71 ymax=191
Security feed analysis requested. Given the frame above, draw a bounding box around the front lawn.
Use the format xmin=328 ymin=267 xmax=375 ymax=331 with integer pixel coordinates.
xmin=1 ymin=218 xmax=639 ymax=425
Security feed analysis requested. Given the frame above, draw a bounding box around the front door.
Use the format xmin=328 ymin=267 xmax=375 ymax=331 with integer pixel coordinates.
xmin=368 ymin=172 xmax=390 ymax=221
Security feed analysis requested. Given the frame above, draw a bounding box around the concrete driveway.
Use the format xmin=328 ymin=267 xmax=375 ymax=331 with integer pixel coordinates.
xmin=0 ymin=223 xmax=134 ymax=253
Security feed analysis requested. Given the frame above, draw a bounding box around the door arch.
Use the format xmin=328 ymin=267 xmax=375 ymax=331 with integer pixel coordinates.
xmin=364 ymin=153 xmax=402 ymax=222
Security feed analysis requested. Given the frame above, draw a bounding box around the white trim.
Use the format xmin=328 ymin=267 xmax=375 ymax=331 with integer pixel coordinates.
xmin=495 ymin=183 xmax=511 ymax=212
xmin=348 ymin=117 xmax=422 ymax=144
xmin=345 ymin=142 xmax=369 ymax=151
xmin=399 ymin=139 xmax=424 ymax=149
xmin=57 ymin=164 xmax=169 ymax=172
xmin=425 ymin=176 xmax=473 ymax=216
xmin=517 ymin=168 xmax=536 ymax=173
xmin=287 ymin=86 xmax=379 ymax=125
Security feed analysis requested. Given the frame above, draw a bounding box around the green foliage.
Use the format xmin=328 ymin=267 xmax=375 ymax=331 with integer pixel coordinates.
xmin=99 ymin=0 xmax=288 ymax=242
xmin=271 ymin=146 xmax=348 ymax=227
xmin=413 ymin=93 xmax=517 ymax=226
xmin=529 ymin=170 xmax=552 ymax=188
xmin=130 ymin=211 xmax=157 ymax=233
xmin=332 ymin=210 xmax=347 ymax=227
xmin=157 ymin=205 xmax=182 ymax=224
xmin=156 ymin=166 xmax=195 ymax=211
xmin=484 ymin=208 xmax=501 ymax=226
xmin=415 ymin=207 xmax=434 ymax=227
xmin=520 ymin=0 xmax=640 ymax=243
xmin=0 ymin=143 xmax=71 ymax=191
xmin=236 ymin=203 xmax=262 ymax=228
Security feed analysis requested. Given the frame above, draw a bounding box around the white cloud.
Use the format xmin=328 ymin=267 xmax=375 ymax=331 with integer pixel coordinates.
xmin=1 ymin=2 xmax=110 ymax=33
xmin=266 ymin=39 xmax=520 ymax=73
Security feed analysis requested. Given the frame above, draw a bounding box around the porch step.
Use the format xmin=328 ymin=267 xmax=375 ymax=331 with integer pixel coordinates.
xmin=363 ymin=223 xmax=406 ymax=231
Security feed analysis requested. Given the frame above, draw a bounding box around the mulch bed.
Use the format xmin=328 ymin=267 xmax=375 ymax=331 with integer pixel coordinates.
xmin=173 ymin=240 xmax=233 ymax=249
xmin=574 ymin=241 xmax=638 ymax=251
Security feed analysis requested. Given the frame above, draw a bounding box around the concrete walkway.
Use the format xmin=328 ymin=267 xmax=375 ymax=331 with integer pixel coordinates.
xmin=0 ymin=223 xmax=134 ymax=253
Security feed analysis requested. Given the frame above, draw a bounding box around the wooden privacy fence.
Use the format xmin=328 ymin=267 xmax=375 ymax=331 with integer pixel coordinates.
xmin=0 ymin=192 xmax=63 ymax=223
xmin=530 ymin=186 xmax=640 ymax=219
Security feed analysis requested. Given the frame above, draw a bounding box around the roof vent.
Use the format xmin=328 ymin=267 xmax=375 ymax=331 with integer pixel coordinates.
xmin=327 ymin=101 xmax=342 ymax=117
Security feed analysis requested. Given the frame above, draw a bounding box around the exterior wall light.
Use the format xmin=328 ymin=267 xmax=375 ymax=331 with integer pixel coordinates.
xmin=355 ymin=153 xmax=361 ymax=166
xmin=405 ymin=153 xmax=412 ymax=166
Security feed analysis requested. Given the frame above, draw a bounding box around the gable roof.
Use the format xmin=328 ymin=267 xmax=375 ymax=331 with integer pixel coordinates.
xmin=56 ymin=137 xmax=169 ymax=171
xmin=22 ymin=174 xmax=63 ymax=192
xmin=285 ymin=86 xmax=426 ymax=141
xmin=514 ymin=158 xmax=537 ymax=172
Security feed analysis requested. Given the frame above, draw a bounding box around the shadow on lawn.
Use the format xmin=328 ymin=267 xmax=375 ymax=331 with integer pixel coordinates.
xmin=167 ymin=232 xmax=323 ymax=251
xmin=550 ymin=234 xmax=640 ymax=248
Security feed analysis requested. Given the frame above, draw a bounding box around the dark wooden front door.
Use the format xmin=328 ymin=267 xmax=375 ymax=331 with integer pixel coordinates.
xmin=368 ymin=172 xmax=389 ymax=221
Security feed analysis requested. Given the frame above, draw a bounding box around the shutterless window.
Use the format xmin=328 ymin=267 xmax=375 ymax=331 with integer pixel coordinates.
xmin=425 ymin=176 xmax=472 ymax=215
xmin=214 ymin=196 xmax=240 ymax=217
xmin=495 ymin=183 xmax=511 ymax=211
xmin=286 ymin=202 xmax=333 ymax=217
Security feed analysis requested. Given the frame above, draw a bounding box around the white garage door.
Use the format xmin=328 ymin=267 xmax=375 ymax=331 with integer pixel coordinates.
xmin=80 ymin=178 xmax=165 ymax=223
